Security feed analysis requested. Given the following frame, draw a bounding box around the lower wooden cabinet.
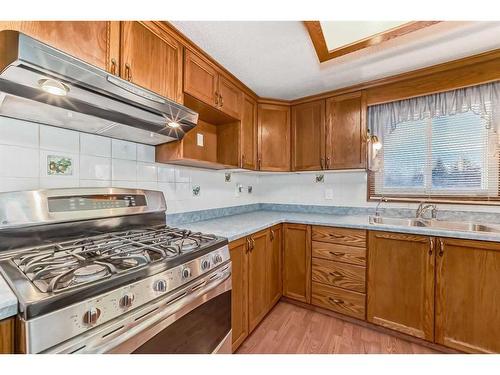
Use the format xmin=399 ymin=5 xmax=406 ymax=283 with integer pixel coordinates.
xmin=367 ymin=231 xmax=435 ymax=341
xmin=311 ymin=282 xmax=366 ymax=320
xmin=435 ymin=238 xmax=500 ymax=354
xmin=283 ymin=224 xmax=311 ymax=303
xmin=0 ymin=317 xmax=14 ymax=354
xmin=229 ymin=237 xmax=249 ymax=352
xmin=267 ymin=224 xmax=283 ymax=309
xmin=248 ymin=229 xmax=270 ymax=332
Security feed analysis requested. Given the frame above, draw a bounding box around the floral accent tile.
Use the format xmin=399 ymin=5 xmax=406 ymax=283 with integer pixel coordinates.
xmin=47 ymin=155 xmax=73 ymax=176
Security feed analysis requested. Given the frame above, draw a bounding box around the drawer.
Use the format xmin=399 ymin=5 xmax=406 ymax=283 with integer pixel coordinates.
xmin=312 ymin=258 xmax=366 ymax=293
xmin=312 ymin=241 xmax=366 ymax=266
xmin=312 ymin=226 xmax=366 ymax=248
xmin=311 ymin=282 xmax=366 ymax=320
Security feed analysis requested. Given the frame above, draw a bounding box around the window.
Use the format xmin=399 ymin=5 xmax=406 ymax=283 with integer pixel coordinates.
xmin=368 ymin=82 xmax=500 ymax=202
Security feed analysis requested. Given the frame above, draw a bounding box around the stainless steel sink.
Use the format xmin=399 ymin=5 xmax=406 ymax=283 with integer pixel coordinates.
xmin=369 ymin=215 xmax=500 ymax=234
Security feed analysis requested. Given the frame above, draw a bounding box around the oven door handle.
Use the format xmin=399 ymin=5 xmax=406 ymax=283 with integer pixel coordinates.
xmin=46 ymin=263 xmax=232 ymax=354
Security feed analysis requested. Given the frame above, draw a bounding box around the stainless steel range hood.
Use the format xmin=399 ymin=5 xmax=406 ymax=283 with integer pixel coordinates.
xmin=0 ymin=30 xmax=198 ymax=145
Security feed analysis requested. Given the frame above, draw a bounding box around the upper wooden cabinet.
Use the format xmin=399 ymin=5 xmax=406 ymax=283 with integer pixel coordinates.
xmin=326 ymin=91 xmax=367 ymax=170
xmin=283 ymin=223 xmax=311 ymax=303
xmin=184 ymin=49 xmax=243 ymax=119
xmin=0 ymin=21 xmax=118 ymax=72
xmin=435 ymin=238 xmax=500 ymax=354
xmin=291 ymin=100 xmax=326 ymax=171
xmin=240 ymin=95 xmax=258 ymax=169
xmin=258 ymin=104 xmax=291 ymax=171
xmin=367 ymin=231 xmax=435 ymax=341
xmin=120 ymin=22 xmax=183 ymax=103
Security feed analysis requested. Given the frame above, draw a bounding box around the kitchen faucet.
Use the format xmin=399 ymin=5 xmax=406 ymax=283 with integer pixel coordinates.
xmin=416 ymin=202 xmax=438 ymax=219
xmin=374 ymin=196 xmax=387 ymax=217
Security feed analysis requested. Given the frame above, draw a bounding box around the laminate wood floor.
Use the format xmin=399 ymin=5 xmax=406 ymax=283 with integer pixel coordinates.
xmin=237 ymin=302 xmax=439 ymax=354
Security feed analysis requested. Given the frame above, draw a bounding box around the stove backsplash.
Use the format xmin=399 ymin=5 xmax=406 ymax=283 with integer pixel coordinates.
xmin=0 ymin=116 xmax=259 ymax=214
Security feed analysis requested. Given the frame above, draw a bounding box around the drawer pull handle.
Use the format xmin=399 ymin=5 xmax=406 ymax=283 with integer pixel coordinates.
xmin=329 ymin=271 xmax=344 ymax=278
xmin=329 ymin=297 xmax=344 ymax=304
xmin=329 ymin=251 xmax=344 ymax=257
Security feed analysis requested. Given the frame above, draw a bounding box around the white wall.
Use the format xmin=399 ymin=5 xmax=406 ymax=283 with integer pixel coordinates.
xmin=0 ymin=117 xmax=259 ymax=213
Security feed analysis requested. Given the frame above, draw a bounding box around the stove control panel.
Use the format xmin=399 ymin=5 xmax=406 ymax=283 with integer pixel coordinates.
xmin=82 ymin=307 xmax=101 ymax=326
xmin=153 ymin=279 xmax=168 ymax=293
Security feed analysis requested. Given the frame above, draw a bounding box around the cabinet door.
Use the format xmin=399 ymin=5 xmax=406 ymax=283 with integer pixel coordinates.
xmin=184 ymin=49 xmax=218 ymax=107
xmin=0 ymin=21 xmax=117 ymax=71
xmin=326 ymin=91 xmax=366 ymax=170
xmin=258 ymin=104 xmax=291 ymax=171
xmin=218 ymin=74 xmax=243 ymax=119
xmin=435 ymin=238 xmax=500 ymax=353
xmin=240 ymin=95 xmax=258 ymax=169
xmin=283 ymin=224 xmax=311 ymax=303
xmin=248 ymin=229 xmax=270 ymax=332
xmin=229 ymin=238 xmax=249 ymax=352
xmin=367 ymin=231 xmax=435 ymax=341
xmin=0 ymin=317 xmax=14 ymax=354
xmin=291 ymin=100 xmax=326 ymax=171
xmin=267 ymin=224 xmax=283 ymax=309
xmin=120 ymin=22 xmax=183 ymax=102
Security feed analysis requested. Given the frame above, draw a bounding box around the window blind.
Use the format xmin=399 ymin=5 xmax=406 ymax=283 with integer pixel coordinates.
xmin=368 ymin=82 xmax=500 ymax=201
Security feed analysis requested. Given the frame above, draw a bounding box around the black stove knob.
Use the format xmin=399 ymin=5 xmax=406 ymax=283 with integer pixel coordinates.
xmin=154 ymin=279 xmax=167 ymax=292
xmin=213 ymin=254 xmax=223 ymax=264
xmin=182 ymin=267 xmax=191 ymax=279
xmin=82 ymin=307 xmax=101 ymax=326
xmin=119 ymin=293 xmax=135 ymax=309
xmin=201 ymin=259 xmax=210 ymax=271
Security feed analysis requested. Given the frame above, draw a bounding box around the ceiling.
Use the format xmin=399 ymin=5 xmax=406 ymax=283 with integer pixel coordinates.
xmin=171 ymin=21 xmax=500 ymax=100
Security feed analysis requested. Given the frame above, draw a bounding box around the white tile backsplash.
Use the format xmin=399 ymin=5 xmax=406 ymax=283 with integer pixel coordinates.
xmin=40 ymin=125 xmax=79 ymax=153
xmin=137 ymin=144 xmax=155 ymax=162
xmin=0 ymin=145 xmax=39 ymax=178
xmin=112 ymin=159 xmax=137 ymax=181
xmin=40 ymin=177 xmax=79 ymax=189
xmin=0 ymin=117 xmax=39 ymax=148
xmin=112 ymin=139 xmax=137 ymax=160
xmin=80 ymin=133 xmax=111 ymax=157
xmin=0 ymin=177 xmax=39 ymax=193
xmin=137 ymin=162 xmax=157 ymax=182
xmin=80 ymin=155 xmax=111 ymax=180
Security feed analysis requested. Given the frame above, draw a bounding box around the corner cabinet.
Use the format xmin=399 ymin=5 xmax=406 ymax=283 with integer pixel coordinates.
xmin=258 ymin=104 xmax=291 ymax=171
xmin=240 ymin=95 xmax=258 ymax=169
xmin=367 ymin=231 xmax=435 ymax=341
xmin=283 ymin=224 xmax=311 ymax=303
xmin=325 ymin=91 xmax=367 ymax=170
xmin=435 ymin=238 xmax=500 ymax=353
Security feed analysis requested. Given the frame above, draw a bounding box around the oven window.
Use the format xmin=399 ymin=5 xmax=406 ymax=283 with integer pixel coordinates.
xmin=133 ymin=290 xmax=231 ymax=354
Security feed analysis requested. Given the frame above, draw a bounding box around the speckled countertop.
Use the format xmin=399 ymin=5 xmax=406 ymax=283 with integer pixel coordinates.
xmin=0 ymin=274 xmax=16 ymax=320
xmin=181 ymin=210 xmax=500 ymax=243
xmin=2 ymin=209 xmax=500 ymax=321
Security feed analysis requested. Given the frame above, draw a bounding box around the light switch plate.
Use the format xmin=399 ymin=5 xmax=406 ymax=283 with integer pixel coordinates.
xmin=324 ymin=188 xmax=334 ymax=200
xmin=196 ymin=133 xmax=204 ymax=147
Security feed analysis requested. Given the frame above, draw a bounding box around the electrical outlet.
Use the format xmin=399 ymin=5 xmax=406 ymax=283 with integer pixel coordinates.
xmin=324 ymin=188 xmax=334 ymax=200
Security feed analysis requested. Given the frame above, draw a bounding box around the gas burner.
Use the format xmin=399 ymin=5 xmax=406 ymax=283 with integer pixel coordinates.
xmin=73 ymin=264 xmax=109 ymax=282
xmin=170 ymin=237 xmax=200 ymax=253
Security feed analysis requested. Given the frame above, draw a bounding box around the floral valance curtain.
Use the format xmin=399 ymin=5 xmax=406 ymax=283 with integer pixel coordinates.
xmin=367 ymin=81 xmax=500 ymax=171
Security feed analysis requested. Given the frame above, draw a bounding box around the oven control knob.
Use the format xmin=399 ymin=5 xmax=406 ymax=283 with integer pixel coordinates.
xmin=82 ymin=307 xmax=101 ymax=326
xmin=154 ymin=279 xmax=168 ymax=293
xmin=182 ymin=267 xmax=191 ymax=279
xmin=213 ymin=254 xmax=223 ymax=264
xmin=119 ymin=293 xmax=135 ymax=309
xmin=201 ymin=259 xmax=210 ymax=271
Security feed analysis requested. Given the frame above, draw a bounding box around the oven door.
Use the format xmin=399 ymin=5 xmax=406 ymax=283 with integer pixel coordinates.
xmin=47 ymin=263 xmax=232 ymax=354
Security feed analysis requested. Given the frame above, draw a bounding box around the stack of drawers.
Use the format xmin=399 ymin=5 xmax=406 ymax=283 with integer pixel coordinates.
xmin=310 ymin=226 xmax=367 ymax=320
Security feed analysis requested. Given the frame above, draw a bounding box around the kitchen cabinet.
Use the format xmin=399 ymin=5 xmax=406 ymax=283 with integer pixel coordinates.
xmin=435 ymin=238 xmax=500 ymax=353
xmin=325 ymin=91 xmax=367 ymax=170
xmin=367 ymin=231 xmax=435 ymax=341
xmin=229 ymin=237 xmax=249 ymax=352
xmin=291 ymin=100 xmax=326 ymax=171
xmin=0 ymin=21 xmax=119 ymax=72
xmin=120 ymin=21 xmax=183 ymax=103
xmin=0 ymin=317 xmax=14 ymax=354
xmin=283 ymin=224 xmax=311 ymax=303
xmin=248 ymin=229 xmax=270 ymax=332
xmin=267 ymin=224 xmax=283 ymax=309
xmin=184 ymin=49 xmax=243 ymax=119
xmin=240 ymin=95 xmax=258 ymax=169
xmin=258 ymin=104 xmax=291 ymax=171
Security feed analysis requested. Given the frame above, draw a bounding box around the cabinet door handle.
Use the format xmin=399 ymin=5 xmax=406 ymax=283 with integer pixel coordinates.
xmin=245 ymin=238 xmax=250 ymax=253
xmin=438 ymin=239 xmax=444 ymax=257
xmin=270 ymin=229 xmax=275 ymax=241
xmin=241 ymin=154 xmax=245 ymax=167
xmin=329 ymin=251 xmax=344 ymax=257
xmin=110 ymin=58 xmax=117 ymax=75
xmin=329 ymin=271 xmax=343 ymax=278
xmin=215 ymin=92 xmax=219 ymax=106
xmin=258 ymin=158 xmax=262 ymax=170
xmin=125 ymin=64 xmax=132 ymax=82
xmin=429 ymin=238 xmax=434 ymax=256
xmin=220 ymin=94 xmax=224 ymax=107
xmin=251 ymin=237 xmax=255 ymax=250
xmin=320 ymin=157 xmax=325 ymax=170
xmin=326 ymin=156 xmax=331 ymax=169
xmin=329 ymin=297 xmax=344 ymax=304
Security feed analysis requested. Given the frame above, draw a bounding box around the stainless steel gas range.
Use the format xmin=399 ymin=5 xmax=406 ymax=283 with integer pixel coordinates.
xmin=0 ymin=188 xmax=232 ymax=354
